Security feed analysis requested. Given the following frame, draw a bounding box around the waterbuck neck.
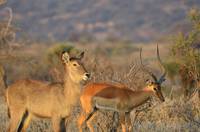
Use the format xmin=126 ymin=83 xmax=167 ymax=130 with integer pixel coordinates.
xmin=63 ymin=69 xmax=81 ymax=100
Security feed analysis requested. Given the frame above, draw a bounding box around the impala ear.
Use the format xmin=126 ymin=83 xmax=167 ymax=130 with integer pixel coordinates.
xmin=61 ymin=51 xmax=70 ymax=63
xmin=77 ymin=51 xmax=84 ymax=60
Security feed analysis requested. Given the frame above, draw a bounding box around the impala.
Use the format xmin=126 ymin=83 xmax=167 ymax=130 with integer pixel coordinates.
xmin=6 ymin=51 xmax=90 ymax=132
xmin=78 ymin=45 xmax=166 ymax=132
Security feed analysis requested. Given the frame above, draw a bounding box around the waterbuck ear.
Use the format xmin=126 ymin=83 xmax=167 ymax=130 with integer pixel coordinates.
xmin=61 ymin=51 xmax=70 ymax=63
xmin=77 ymin=51 xmax=84 ymax=60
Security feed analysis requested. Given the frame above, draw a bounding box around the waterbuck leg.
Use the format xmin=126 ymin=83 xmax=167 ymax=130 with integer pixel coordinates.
xmin=60 ymin=118 xmax=66 ymax=132
xmin=52 ymin=116 xmax=63 ymax=132
xmin=8 ymin=109 xmax=25 ymax=132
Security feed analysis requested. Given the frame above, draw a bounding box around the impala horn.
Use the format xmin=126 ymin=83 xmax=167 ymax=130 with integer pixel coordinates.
xmin=156 ymin=44 xmax=166 ymax=84
xmin=140 ymin=48 xmax=158 ymax=82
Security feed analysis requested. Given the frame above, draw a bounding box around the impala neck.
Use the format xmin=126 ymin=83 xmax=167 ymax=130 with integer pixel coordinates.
xmin=130 ymin=87 xmax=153 ymax=107
xmin=63 ymin=68 xmax=81 ymax=101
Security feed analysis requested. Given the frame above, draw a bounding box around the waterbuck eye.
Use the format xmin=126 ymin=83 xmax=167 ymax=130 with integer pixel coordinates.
xmin=153 ymin=88 xmax=157 ymax=91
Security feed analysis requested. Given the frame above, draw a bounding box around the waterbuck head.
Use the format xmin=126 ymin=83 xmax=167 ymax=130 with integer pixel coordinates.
xmin=61 ymin=51 xmax=90 ymax=83
xmin=140 ymin=45 xmax=166 ymax=102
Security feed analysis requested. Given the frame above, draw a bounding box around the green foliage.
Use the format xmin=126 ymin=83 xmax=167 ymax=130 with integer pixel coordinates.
xmin=171 ymin=8 xmax=200 ymax=70
xmin=170 ymin=8 xmax=200 ymax=96
xmin=45 ymin=42 xmax=79 ymax=67
xmin=189 ymin=8 xmax=200 ymax=30
xmin=103 ymin=43 xmax=139 ymax=56
xmin=164 ymin=61 xmax=179 ymax=77
xmin=172 ymin=8 xmax=200 ymax=58
xmin=111 ymin=44 xmax=139 ymax=55
xmin=163 ymin=60 xmax=180 ymax=85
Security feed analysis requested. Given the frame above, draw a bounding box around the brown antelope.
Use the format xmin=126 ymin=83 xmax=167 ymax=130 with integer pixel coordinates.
xmin=78 ymin=45 xmax=166 ymax=132
xmin=6 ymin=51 xmax=90 ymax=132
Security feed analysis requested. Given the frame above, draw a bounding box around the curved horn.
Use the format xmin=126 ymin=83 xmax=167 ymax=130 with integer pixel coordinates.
xmin=140 ymin=48 xmax=158 ymax=82
xmin=157 ymin=44 xmax=167 ymax=84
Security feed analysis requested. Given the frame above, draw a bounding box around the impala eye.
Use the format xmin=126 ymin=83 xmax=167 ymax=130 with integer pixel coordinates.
xmin=153 ymin=88 xmax=157 ymax=91
xmin=73 ymin=63 xmax=77 ymax=66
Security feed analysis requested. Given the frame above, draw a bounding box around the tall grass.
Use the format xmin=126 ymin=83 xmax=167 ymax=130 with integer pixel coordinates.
xmin=0 ymin=42 xmax=199 ymax=131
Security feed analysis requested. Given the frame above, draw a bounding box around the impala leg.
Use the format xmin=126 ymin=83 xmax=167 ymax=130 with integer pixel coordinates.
xmin=86 ymin=113 xmax=96 ymax=132
xmin=78 ymin=112 xmax=87 ymax=132
xmin=119 ymin=113 xmax=126 ymax=132
xmin=8 ymin=109 xmax=25 ymax=132
xmin=125 ymin=112 xmax=132 ymax=132
xmin=85 ymin=108 xmax=98 ymax=132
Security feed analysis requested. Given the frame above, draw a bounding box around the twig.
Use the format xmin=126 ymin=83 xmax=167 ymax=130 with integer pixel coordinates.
xmin=178 ymin=111 xmax=200 ymax=127
xmin=169 ymin=86 xmax=174 ymax=99
xmin=2 ymin=7 xmax=13 ymax=37
xmin=126 ymin=63 xmax=137 ymax=78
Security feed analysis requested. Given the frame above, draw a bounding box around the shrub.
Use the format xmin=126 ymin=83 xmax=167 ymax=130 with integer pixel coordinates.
xmin=44 ymin=42 xmax=80 ymax=82
xmin=164 ymin=61 xmax=179 ymax=84
xmin=45 ymin=42 xmax=79 ymax=67
xmin=170 ymin=8 xmax=200 ymax=98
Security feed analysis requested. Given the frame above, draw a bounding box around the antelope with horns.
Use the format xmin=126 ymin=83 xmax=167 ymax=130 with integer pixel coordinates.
xmin=78 ymin=45 xmax=166 ymax=132
xmin=6 ymin=51 xmax=90 ymax=132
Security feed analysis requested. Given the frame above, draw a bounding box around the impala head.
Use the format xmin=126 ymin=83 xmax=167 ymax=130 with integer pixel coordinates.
xmin=144 ymin=79 xmax=165 ymax=102
xmin=61 ymin=51 xmax=90 ymax=82
xmin=140 ymin=45 xmax=166 ymax=102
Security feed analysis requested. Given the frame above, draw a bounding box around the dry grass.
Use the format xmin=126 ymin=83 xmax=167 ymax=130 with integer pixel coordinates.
xmin=0 ymin=42 xmax=199 ymax=132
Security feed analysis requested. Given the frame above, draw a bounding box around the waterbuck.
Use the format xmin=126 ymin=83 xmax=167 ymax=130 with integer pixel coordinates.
xmin=6 ymin=51 xmax=90 ymax=132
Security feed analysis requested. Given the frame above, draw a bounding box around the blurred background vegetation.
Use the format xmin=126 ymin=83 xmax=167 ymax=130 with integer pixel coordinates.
xmin=0 ymin=0 xmax=200 ymax=42
xmin=164 ymin=8 xmax=200 ymax=98
xmin=0 ymin=0 xmax=200 ymax=132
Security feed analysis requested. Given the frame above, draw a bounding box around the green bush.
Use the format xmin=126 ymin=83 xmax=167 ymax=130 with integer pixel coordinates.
xmin=164 ymin=61 xmax=179 ymax=80
xmin=104 ymin=43 xmax=139 ymax=56
xmin=45 ymin=42 xmax=79 ymax=67
xmin=170 ymin=8 xmax=200 ymax=97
